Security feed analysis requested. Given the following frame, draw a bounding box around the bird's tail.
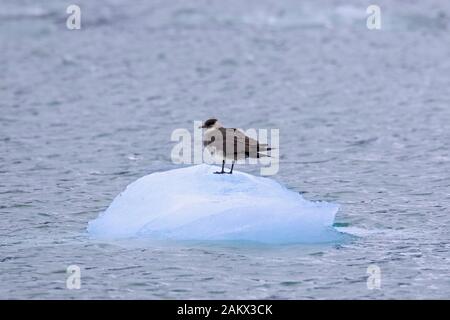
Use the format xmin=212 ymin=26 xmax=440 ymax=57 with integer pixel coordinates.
xmin=257 ymin=152 xmax=271 ymax=158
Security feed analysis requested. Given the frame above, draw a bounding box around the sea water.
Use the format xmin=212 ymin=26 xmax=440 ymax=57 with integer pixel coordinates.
xmin=1 ymin=0 xmax=449 ymax=299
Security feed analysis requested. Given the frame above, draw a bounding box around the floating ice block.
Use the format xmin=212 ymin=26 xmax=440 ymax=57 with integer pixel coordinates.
xmin=87 ymin=164 xmax=342 ymax=243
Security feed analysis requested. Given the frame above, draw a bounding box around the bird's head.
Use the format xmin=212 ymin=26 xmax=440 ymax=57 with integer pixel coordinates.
xmin=199 ymin=118 xmax=221 ymax=129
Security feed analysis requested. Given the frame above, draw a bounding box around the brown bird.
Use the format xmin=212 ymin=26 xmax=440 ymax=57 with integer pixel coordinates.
xmin=199 ymin=118 xmax=272 ymax=174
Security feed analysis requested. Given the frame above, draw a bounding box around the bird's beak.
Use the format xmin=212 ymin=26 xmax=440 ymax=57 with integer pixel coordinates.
xmin=199 ymin=125 xmax=206 ymax=129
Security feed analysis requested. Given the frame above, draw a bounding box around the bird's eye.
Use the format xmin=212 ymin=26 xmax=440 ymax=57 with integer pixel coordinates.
xmin=211 ymin=137 xmax=215 ymax=141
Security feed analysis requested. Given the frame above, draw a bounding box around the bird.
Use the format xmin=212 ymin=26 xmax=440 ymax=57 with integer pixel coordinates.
xmin=199 ymin=118 xmax=272 ymax=174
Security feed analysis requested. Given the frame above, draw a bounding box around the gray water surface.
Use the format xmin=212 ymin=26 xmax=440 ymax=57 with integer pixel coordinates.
xmin=1 ymin=0 xmax=450 ymax=299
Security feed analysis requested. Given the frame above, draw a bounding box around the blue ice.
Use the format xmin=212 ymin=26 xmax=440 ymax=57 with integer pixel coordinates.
xmin=87 ymin=164 xmax=343 ymax=243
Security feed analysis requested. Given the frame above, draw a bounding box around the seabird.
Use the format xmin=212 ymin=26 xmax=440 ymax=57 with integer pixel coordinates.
xmin=199 ymin=118 xmax=272 ymax=174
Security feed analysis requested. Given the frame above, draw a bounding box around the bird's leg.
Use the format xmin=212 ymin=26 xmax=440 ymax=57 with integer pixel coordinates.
xmin=214 ymin=160 xmax=226 ymax=174
xmin=228 ymin=161 xmax=235 ymax=174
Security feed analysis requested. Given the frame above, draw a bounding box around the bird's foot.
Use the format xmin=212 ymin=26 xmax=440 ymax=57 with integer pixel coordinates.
xmin=227 ymin=172 xmax=233 ymax=174
xmin=214 ymin=171 xmax=225 ymax=174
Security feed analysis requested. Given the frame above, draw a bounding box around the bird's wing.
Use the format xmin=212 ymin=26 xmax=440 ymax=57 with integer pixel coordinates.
xmin=218 ymin=127 xmax=271 ymax=155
